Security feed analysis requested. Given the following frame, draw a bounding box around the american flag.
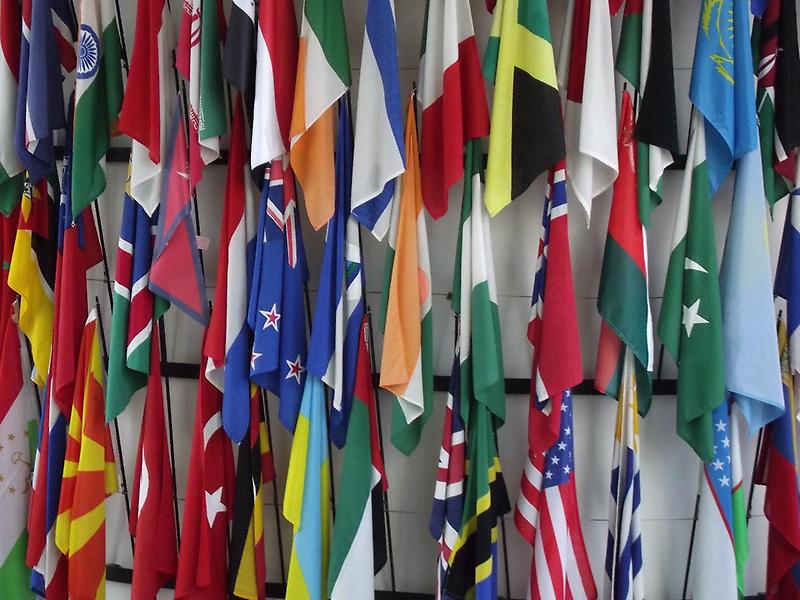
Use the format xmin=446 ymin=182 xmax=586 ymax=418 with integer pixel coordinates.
xmin=516 ymin=163 xmax=596 ymax=600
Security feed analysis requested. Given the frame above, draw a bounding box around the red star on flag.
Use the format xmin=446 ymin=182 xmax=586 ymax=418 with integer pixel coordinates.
xmin=285 ymin=355 xmax=304 ymax=383
xmin=260 ymin=303 xmax=281 ymax=331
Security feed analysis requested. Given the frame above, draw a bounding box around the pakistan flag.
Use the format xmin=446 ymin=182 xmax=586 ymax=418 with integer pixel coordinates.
xmin=658 ymin=112 xmax=725 ymax=463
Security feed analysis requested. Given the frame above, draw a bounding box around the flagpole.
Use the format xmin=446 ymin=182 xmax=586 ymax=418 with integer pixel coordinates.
xmin=681 ymin=466 xmax=704 ymax=600
xmin=745 ymin=428 xmax=764 ymax=525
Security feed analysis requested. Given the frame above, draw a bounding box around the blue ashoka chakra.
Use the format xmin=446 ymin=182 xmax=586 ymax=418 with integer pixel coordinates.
xmin=77 ymin=25 xmax=100 ymax=80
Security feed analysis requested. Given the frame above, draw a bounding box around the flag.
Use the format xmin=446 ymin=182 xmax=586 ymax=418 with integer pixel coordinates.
xmin=149 ymin=104 xmax=209 ymax=325
xmin=328 ymin=316 xmax=388 ymax=598
xmin=350 ymin=0 xmax=404 ymax=239
xmin=658 ymin=112 xmax=725 ymax=463
xmin=289 ymin=0 xmax=350 ymax=230
xmin=248 ymin=158 xmax=309 ymax=433
xmin=222 ymin=0 xmax=256 ymax=107
xmin=8 ymin=177 xmax=57 ymax=387
xmin=70 ymin=0 xmax=123 ymax=218
xmin=205 ymin=99 xmax=257 ymax=443
xmin=228 ymin=387 xmax=272 ymax=600
xmin=557 ymin=0 xmax=617 ymax=222
xmin=429 ymin=355 xmax=465 ymax=600
xmin=117 ymin=0 xmax=174 ymax=216
xmin=250 ymin=0 xmax=298 ymax=168
xmin=54 ymin=309 xmax=117 ymax=600
xmin=776 ymin=195 xmax=800 ymax=373
xmin=177 ymin=0 xmax=227 ymax=185
xmin=106 ymin=173 xmax=165 ymax=421
xmin=690 ymin=402 xmax=747 ymax=599
xmin=0 ymin=0 xmax=24 ymax=215
xmin=595 ymin=91 xmax=653 ymax=415
xmin=284 ymin=374 xmax=330 ymax=600
xmin=756 ymin=320 xmax=800 ymax=600
xmin=603 ymin=352 xmax=644 ymax=600
xmin=128 ymin=330 xmax=179 ymax=598
xmin=483 ymin=0 xmax=564 ymax=216
xmin=175 ymin=350 xmax=235 ymax=599
xmin=515 ymin=164 xmax=594 ymax=599
xmin=306 ymin=99 xmax=364 ymax=449
xmin=379 ymin=94 xmax=433 ymax=455
xmin=720 ymin=145 xmax=783 ymax=432
xmin=418 ymin=0 xmax=488 ymax=220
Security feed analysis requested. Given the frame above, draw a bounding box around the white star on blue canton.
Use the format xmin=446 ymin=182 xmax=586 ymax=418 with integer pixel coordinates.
xmin=715 ymin=420 xmax=726 ymax=432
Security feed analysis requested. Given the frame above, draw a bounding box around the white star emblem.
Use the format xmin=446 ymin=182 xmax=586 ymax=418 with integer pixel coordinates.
xmin=250 ymin=351 xmax=262 ymax=371
xmin=551 ymin=455 xmax=560 ymax=465
xmin=560 ymin=403 xmax=568 ymax=412
xmin=711 ymin=458 xmax=724 ymax=471
xmin=545 ymin=470 xmax=553 ymax=479
xmin=557 ymin=441 xmax=567 ymax=451
xmin=563 ymin=465 xmax=571 ymax=475
xmin=715 ymin=420 xmax=726 ymax=432
xmin=204 ymin=487 xmax=226 ymax=528
xmin=564 ymin=427 xmax=571 ymax=436
xmin=719 ymin=475 xmax=730 ymax=487
xmin=285 ymin=355 xmax=304 ymax=383
xmin=260 ymin=304 xmax=281 ymax=331
xmin=682 ymin=299 xmax=709 ymax=338
xmin=722 ymin=436 xmax=730 ymax=448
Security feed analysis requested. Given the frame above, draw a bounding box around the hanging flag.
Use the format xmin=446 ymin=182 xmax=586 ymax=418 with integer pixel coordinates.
xmin=205 ymin=99 xmax=257 ymax=443
xmin=690 ymin=402 xmax=747 ymax=599
xmin=54 ymin=308 xmax=117 ymax=600
xmin=557 ymin=0 xmax=618 ymax=222
xmin=595 ymin=91 xmax=653 ymax=414
xmin=175 ymin=357 xmax=234 ymax=600
xmin=106 ymin=173 xmax=165 ymax=421
xmin=483 ymin=0 xmax=564 ymax=216
xmin=250 ymin=0 xmax=298 ymax=168
xmin=177 ymin=0 xmax=227 ymax=185
xmin=429 ymin=355 xmax=465 ymax=600
xmin=380 ymin=93 xmax=433 ymax=455
xmin=756 ymin=321 xmax=800 ymax=600
xmin=284 ymin=374 xmax=330 ymax=600
xmin=351 ymin=0 xmax=404 ymax=238
xmin=248 ymin=159 xmax=309 ymax=433
xmin=70 ymin=0 xmax=123 ymax=218
xmin=289 ymin=0 xmax=350 ymax=230
xmin=776 ymin=195 xmax=800 ymax=373
xmin=417 ymin=0 xmax=487 ymax=220
xmin=149 ymin=104 xmax=209 ymax=325
xmin=118 ymin=0 xmax=175 ymax=216
xmin=128 ymin=330 xmax=179 ymax=599
xmin=0 ymin=0 xmax=24 ymax=215
xmin=222 ymin=0 xmax=256 ymax=107
xmin=228 ymin=388 xmax=272 ymax=600
xmin=658 ymin=113 xmax=725 ymax=463
xmin=306 ymin=99 xmax=364 ymax=449
xmin=720 ymin=145 xmax=783 ymax=432
xmin=328 ymin=316 xmax=388 ymax=599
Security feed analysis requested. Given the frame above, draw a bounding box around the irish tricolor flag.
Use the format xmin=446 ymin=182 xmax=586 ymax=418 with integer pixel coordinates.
xmin=71 ymin=0 xmax=123 ymax=219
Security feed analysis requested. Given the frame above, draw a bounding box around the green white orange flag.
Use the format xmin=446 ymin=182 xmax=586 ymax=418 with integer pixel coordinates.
xmin=379 ymin=93 xmax=433 ymax=456
xmin=657 ymin=112 xmax=725 ymax=463
xmin=290 ymin=0 xmax=350 ymax=230
xmin=0 ymin=0 xmax=23 ymax=216
xmin=71 ymin=0 xmax=123 ymax=219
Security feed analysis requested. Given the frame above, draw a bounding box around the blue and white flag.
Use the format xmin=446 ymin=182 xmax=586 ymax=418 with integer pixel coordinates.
xmin=720 ymin=146 xmax=783 ymax=433
xmin=776 ymin=193 xmax=800 ymax=373
xmin=350 ymin=0 xmax=404 ymax=240
xmin=248 ymin=158 xmax=309 ymax=433
xmin=307 ymin=98 xmax=365 ymax=448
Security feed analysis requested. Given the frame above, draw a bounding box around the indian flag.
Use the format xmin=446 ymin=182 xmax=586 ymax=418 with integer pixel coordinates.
xmin=290 ymin=0 xmax=350 ymax=230
xmin=71 ymin=0 xmax=123 ymax=219
xmin=379 ymin=93 xmax=433 ymax=456
xmin=0 ymin=0 xmax=23 ymax=216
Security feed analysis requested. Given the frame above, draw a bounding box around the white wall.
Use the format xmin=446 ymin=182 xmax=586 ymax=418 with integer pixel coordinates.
xmin=98 ymin=0 xmax=780 ymax=598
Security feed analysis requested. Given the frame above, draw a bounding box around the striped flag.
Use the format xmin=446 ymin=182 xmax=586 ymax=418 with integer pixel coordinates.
xmin=177 ymin=0 xmax=227 ymax=186
xmin=205 ymin=98 xmax=257 ymax=443
xmin=306 ymin=99 xmax=364 ymax=449
xmin=0 ymin=0 xmax=23 ymax=215
xmin=350 ymin=0 xmax=404 ymax=239
xmin=248 ymin=159 xmax=309 ymax=433
xmin=289 ymin=0 xmax=350 ymax=230
xmin=118 ymin=0 xmax=175 ymax=216
xmin=557 ymin=0 xmax=618 ymax=222
xmin=106 ymin=172 xmax=165 ymax=421
xmin=284 ymin=374 xmax=330 ymax=600
xmin=222 ymin=0 xmax=256 ymax=106
xmin=380 ymin=94 xmax=433 ymax=455
xmin=70 ymin=0 xmax=123 ymax=218
xmin=250 ymin=0 xmax=298 ymax=168
xmin=174 ymin=348 xmax=235 ymax=599
xmin=483 ymin=0 xmax=564 ymax=216
xmin=328 ymin=316 xmax=388 ymax=599
xmin=54 ymin=308 xmax=117 ymax=600
xmin=417 ymin=0 xmax=488 ymax=220
xmin=756 ymin=320 xmax=800 ymax=600
xmin=595 ymin=91 xmax=653 ymax=414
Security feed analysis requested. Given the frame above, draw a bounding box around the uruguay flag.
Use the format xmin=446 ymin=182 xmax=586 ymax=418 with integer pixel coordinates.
xmin=350 ymin=0 xmax=404 ymax=241
xmin=248 ymin=158 xmax=309 ymax=433
xmin=307 ymin=99 xmax=365 ymax=448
